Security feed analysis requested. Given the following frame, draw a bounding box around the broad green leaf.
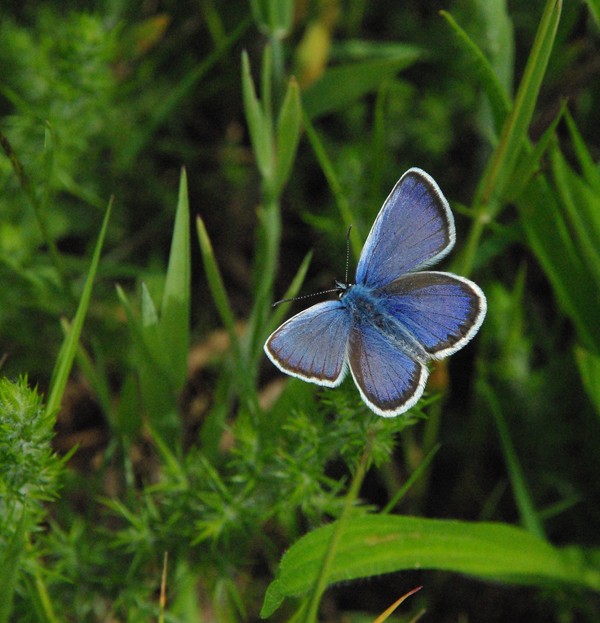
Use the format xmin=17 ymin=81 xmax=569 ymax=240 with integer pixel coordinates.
xmin=160 ymin=168 xmax=191 ymax=391
xmin=302 ymin=54 xmax=422 ymax=119
xmin=46 ymin=201 xmax=112 ymax=418
xmin=261 ymin=514 xmax=600 ymax=617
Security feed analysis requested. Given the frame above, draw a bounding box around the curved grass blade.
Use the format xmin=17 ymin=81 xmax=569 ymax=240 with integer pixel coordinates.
xmin=46 ymin=201 xmax=112 ymax=418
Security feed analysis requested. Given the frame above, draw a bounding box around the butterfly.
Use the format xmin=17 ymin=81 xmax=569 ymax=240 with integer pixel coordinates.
xmin=264 ymin=168 xmax=487 ymax=417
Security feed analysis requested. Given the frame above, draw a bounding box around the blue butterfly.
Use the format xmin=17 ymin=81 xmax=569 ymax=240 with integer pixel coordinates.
xmin=264 ymin=168 xmax=487 ymax=417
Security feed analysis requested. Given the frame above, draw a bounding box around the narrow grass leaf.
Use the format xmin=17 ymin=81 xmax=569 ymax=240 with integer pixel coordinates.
xmin=275 ymin=76 xmax=302 ymax=193
xmin=551 ymin=147 xmax=600 ymax=287
xmin=440 ymin=10 xmax=511 ymax=135
xmin=117 ymin=284 xmax=181 ymax=443
xmin=261 ymin=514 xmax=600 ymax=617
xmin=302 ymin=111 xmax=362 ymax=259
xmin=584 ymin=0 xmax=600 ymax=28
xmin=267 ymin=250 xmax=313 ymax=336
xmin=160 ymin=168 xmax=191 ymax=390
xmin=381 ymin=444 xmax=440 ymax=514
xmin=475 ymin=0 xmax=515 ymax=95
xmin=506 ymin=103 xmax=564 ymax=202
xmin=46 ymin=201 xmax=112 ymax=418
xmin=241 ymin=51 xmax=274 ymax=182
xmin=476 ymin=0 xmax=561 ymax=211
xmin=302 ymin=55 xmax=422 ymax=119
xmin=575 ymin=346 xmax=600 ymax=418
xmin=196 ymin=216 xmax=240 ymax=356
xmin=516 ymin=177 xmax=600 ymax=352
xmin=460 ymin=0 xmax=562 ymax=277
xmin=564 ymin=108 xmax=600 ymax=190
xmin=481 ymin=381 xmax=545 ymax=539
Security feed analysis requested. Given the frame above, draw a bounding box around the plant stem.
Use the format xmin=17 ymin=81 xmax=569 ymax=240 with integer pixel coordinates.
xmin=303 ymin=430 xmax=375 ymax=622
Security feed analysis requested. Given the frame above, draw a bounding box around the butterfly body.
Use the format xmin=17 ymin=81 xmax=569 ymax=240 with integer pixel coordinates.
xmin=340 ymin=283 xmax=429 ymax=364
xmin=265 ymin=168 xmax=487 ymax=417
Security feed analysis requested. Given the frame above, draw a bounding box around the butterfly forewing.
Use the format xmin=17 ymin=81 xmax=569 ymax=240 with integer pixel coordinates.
xmin=265 ymin=300 xmax=351 ymax=386
xmin=378 ymin=271 xmax=487 ymax=358
xmin=355 ymin=168 xmax=456 ymax=288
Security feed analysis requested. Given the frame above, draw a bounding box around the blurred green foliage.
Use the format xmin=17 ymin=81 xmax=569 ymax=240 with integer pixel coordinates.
xmin=1 ymin=1 xmax=600 ymax=621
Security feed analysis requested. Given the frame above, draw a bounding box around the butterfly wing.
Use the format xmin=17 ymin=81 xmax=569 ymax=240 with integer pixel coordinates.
xmin=264 ymin=300 xmax=351 ymax=387
xmin=378 ymin=271 xmax=487 ymax=358
xmin=356 ymin=168 xmax=455 ymax=288
xmin=348 ymin=319 xmax=429 ymax=417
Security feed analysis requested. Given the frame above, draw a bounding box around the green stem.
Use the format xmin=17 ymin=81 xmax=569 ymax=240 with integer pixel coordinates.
xmin=303 ymin=431 xmax=375 ymax=622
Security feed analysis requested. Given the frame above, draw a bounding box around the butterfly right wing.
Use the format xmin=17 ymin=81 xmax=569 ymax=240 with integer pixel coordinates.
xmin=356 ymin=168 xmax=456 ymax=288
xmin=264 ymin=300 xmax=351 ymax=387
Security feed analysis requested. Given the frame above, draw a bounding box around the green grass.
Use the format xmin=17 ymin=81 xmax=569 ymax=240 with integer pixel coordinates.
xmin=2 ymin=1 xmax=600 ymax=621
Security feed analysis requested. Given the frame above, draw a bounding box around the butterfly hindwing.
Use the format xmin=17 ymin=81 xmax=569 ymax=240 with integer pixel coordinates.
xmin=378 ymin=271 xmax=487 ymax=358
xmin=356 ymin=168 xmax=456 ymax=288
xmin=348 ymin=318 xmax=429 ymax=417
xmin=264 ymin=300 xmax=351 ymax=387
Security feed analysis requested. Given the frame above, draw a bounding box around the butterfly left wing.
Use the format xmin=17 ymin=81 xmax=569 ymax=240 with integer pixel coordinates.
xmin=378 ymin=271 xmax=487 ymax=358
xmin=264 ymin=300 xmax=351 ymax=387
xmin=348 ymin=319 xmax=429 ymax=417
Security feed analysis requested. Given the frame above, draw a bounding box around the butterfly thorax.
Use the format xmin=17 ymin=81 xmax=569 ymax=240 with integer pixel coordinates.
xmin=340 ymin=282 xmax=429 ymax=363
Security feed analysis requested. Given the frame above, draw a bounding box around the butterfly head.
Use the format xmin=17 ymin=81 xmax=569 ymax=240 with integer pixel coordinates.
xmin=335 ymin=280 xmax=354 ymax=299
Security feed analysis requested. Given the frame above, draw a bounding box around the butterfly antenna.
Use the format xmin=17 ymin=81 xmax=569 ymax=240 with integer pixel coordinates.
xmin=273 ymin=225 xmax=353 ymax=308
xmin=344 ymin=225 xmax=352 ymax=284
xmin=272 ymin=288 xmax=340 ymax=308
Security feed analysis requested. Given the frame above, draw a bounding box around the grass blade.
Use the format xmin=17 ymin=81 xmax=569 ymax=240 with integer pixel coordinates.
xmin=46 ymin=201 xmax=112 ymax=417
xmin=440 ymin=10 xmax=511 ymax=134
xmin=160 ymin=168 xmax=191 ymax=390
xmin=196 ymin=215 xmax=240 ymax=358
xmin=302 ymin=111 xmax=362 ymax=259
xmin=480 ymin=381 xmax=545 ymax=539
